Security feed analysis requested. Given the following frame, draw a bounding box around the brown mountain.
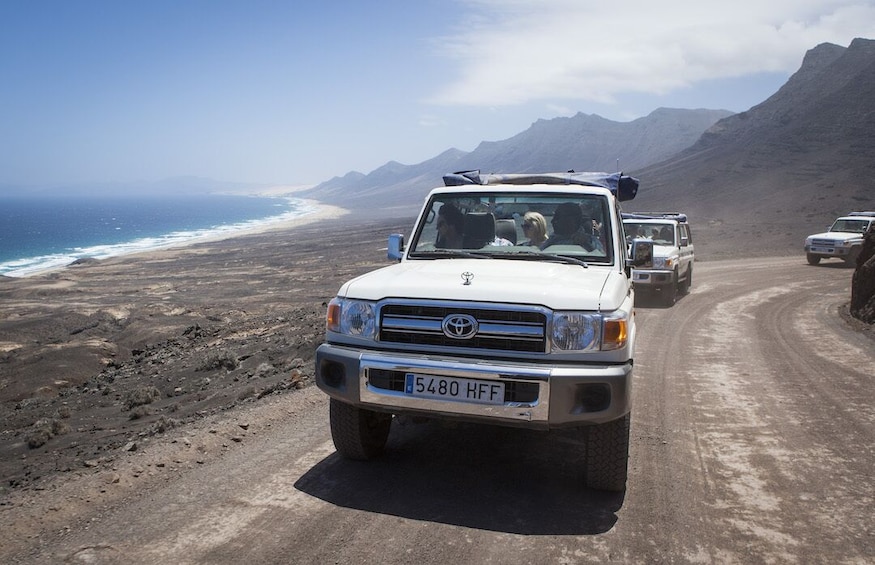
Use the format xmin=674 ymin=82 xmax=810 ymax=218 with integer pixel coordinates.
xmin=301 ymin=108 xmax=731 ymax=215
xmin=628 ymin=38 xmax=875 ymax=258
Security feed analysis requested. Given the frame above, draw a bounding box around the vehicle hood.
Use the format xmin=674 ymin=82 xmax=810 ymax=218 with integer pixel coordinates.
xmin=807 ymin=231 xmax=862 ymax=241
xmin=337 ymin=259 xmax=628 ymax=311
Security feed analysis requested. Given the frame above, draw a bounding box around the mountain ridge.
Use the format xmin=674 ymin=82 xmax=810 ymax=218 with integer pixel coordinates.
xmin=301 ymin=38 xmax=874 ymax=259
xmin=300 ymin=108 xmax=733 ymax=214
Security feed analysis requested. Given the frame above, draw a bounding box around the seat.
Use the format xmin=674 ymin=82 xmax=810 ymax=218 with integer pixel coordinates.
xmin=495 ymin=219 xmax=518 ymax=244
xmin=462 ymin=213 xmax=496 ymax=248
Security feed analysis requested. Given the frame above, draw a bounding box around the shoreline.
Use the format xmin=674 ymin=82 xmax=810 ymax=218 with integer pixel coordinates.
xmin=1 ymin=198 xmax=349 ymax=279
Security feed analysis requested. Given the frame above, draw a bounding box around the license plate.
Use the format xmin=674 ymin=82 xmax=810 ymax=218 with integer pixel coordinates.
xmin=811 ymin=247 xmax=833 ymax=253
xmin=404 ymin=373 xmax=505 ymax=405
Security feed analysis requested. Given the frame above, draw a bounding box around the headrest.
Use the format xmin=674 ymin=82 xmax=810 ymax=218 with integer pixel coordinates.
xmin=462 ymin=213 xmax=496 ymax=248
xmin=495 ymin=219 xmax=517 ymax=244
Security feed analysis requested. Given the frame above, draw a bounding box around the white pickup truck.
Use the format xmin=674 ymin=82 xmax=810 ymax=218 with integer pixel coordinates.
xmin=315 ymin=171 xmax=652 ymax=492
xmin=622 ymin=212 xmax=694 ymax=305
xmin=804 ymin=212 xmax=875 ymax=266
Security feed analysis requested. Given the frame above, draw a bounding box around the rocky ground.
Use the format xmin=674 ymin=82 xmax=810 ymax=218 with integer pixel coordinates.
xmin=0 ymin=215 xmax=409 ymax=497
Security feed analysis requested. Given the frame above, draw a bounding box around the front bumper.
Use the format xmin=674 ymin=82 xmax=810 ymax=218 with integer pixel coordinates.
xmin=804 ymin=243 xmax=855 ymax=258
xmin=631 ymin=269 xmax=674 ymax=287
xmin=315 ymin=343 xmax=632 ymax=429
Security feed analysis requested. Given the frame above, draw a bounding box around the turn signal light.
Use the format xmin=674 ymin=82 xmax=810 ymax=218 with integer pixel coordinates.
xmin=602 ymin=319 xmax=628 ymax=350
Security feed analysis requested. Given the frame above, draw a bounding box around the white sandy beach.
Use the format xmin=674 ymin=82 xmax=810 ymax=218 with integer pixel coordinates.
xmin=2 ymin=197 xmax=349 ymax=279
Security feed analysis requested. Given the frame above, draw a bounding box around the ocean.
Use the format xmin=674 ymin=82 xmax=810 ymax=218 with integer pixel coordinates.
xmin=0 ymin=193 xmax=315 ymax=277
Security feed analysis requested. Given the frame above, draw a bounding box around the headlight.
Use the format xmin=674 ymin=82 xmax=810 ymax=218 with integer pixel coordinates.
xmin=326 ymin=298 xmax=377 ymax=339
xmin=552 ymin=313 xmax=599 ymax=351
xmin=552 ymin=311 xmax=629 ymax=352
xmin=653 ymin=256 xmax=676 ymax=269
xmin=552 ymin=313 xmax=600 ymax=351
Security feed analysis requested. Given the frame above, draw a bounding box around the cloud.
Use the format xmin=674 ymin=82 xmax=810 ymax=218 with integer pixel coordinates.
xmin=418 ymin=114 xmax=446 ymax=128
xmin=428 ymin=0 xmax=875 ymax=107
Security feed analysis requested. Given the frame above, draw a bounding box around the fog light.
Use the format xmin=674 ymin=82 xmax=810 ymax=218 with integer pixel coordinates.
xmin=578 ymin=384 xmax=610 ymax=412
xmin=322 ymin=360 xmax=345 ymax=388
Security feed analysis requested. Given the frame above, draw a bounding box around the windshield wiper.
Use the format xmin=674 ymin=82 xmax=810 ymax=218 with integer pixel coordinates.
xmin=411 ymin=249 xmax=589 ymax=267
xmin=410 ymin=249 xmax=491 ymax=260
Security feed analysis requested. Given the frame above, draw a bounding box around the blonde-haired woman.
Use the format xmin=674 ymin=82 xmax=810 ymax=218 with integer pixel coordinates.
xmin=521 ymin=211 xmax=547 ymax=247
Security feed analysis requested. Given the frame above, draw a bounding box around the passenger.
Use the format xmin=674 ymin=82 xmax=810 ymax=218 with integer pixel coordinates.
xmin=435 ymin=204 xmax=464 ymax=248
xmin=520 ymin=211 xmax=548 ymax=247
xmin=541 ymin=203 xmax=604 ymax=252
xmin=541 ymin=203 xmax=581 ymax=248
xmin=660 ymin=226 xmax=673 ymax=243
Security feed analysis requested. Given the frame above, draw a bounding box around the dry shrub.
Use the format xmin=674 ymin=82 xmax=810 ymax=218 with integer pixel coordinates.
xmin=125 ymin=386 xmax=161 ymax=410
xmin=26 ymin=423 xmax=53 ymax=449
xmin=128 ymin=405 xmax=151 ymax=420
xmin=26 ymin=417 xmax=70 ymax=448
xmin=197 ymin=350 xmax=239 ymax=372
xmin=151 ymin=416 xmax=179 ymax=434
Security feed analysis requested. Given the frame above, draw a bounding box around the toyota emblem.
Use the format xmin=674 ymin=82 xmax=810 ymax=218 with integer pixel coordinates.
xmin=461 ymin=271 xmax=474 ymax=285
xmin=441 ymin=314 xmax=478 ymax=339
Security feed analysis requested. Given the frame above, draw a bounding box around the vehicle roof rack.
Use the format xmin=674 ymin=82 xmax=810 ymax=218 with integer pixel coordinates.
xmin=847 ymin=211 xmax=875 ymax=217
xmin=621 ymin=212 xmax=688 ymax=223
xmin=442 ymin=170 xmax=639 ymax=202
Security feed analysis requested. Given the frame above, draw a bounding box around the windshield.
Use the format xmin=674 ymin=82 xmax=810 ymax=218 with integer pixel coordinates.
xmin=408 ymin=191 xmax=614 ymax=264
xmin=829 ymin=219 xmax=871 ymax=234
xmin=623 ymin=222 xmax=674 ymax=245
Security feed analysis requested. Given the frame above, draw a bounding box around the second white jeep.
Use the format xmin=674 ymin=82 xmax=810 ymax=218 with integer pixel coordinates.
xmin=622 ymin=212 xmax=694 ymax=305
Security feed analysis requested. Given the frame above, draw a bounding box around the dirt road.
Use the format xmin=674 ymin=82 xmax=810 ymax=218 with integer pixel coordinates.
xmin=2 ymin=256 xmax=873 ymax=564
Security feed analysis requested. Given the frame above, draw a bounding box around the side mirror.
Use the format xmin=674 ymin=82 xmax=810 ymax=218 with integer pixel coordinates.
xmin=680 ymin=236 xmax=689 ymax=246
xmin=388 ymin=234 xmax=405 ymax=261
xmin=630 ymin=238 xmax=653 ymax=269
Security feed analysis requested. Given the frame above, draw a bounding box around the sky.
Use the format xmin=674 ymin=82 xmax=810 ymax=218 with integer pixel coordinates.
xmin=1 ymin=0 xmax=874 ymax=190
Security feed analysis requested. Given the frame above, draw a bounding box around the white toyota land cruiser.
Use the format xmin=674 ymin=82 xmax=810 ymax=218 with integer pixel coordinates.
xmin=622 ymin=212 xmax=694 ymax=305
xmin=804 ymin=211 xmax=875 ymax=266
xmin=315 ymin=171 xmax=652 ymax=492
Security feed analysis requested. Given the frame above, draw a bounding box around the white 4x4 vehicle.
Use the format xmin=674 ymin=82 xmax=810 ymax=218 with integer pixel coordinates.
xmin=804 ymin=212 xmax=875 ymax=266
xmin=622 ymin=212 xmax=694 ymax=305
xmin=315 ymin=171 xmax=652 ymax=491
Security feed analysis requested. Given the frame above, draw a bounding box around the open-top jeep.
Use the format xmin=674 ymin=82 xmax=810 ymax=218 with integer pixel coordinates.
xmin=315 ymin=171 xmax=651 ymax=491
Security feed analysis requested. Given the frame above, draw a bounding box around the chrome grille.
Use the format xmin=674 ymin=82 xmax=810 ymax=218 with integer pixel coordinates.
xmin=379 ymin=302 xmax=547 ymax=353
xmin=811 ymin=238 xmax=837 ymax=246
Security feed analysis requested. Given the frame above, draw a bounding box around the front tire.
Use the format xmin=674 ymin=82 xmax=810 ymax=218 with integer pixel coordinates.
xmin=807 ymin=253 xmax=821 ymax=265
xmin=329 ymin=399 xmax=392 ymax=460
xmin=585 ymin=413 xmax=631 ymax=492
xmin=679 ymin=265 xmax=692 ymax=295
xmin=661 ymin=277 xmax=677 ymax=306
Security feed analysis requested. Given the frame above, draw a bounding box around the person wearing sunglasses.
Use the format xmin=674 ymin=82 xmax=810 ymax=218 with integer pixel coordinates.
xmin=520 ymin=211 xmax=548 ymax=247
